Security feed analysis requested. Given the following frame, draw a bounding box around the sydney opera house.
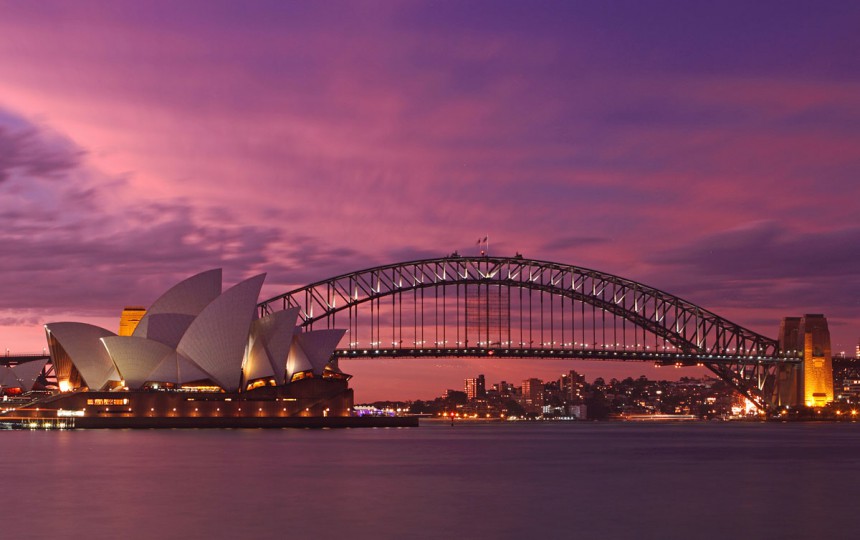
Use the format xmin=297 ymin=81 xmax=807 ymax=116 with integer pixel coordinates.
xmin=5 ymin=269 xmax=413 ymax=428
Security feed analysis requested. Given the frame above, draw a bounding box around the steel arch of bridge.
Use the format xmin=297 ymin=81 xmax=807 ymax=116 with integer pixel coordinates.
xmin=259 ymin=256 xmax=798 ymax=409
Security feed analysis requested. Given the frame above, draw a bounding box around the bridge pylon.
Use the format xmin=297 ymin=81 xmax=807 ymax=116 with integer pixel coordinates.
xmin=775 ymin=314 xmax=833 ymax=408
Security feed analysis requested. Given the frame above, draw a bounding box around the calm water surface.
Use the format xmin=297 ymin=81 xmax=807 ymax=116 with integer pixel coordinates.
xmin=2 ymin=422 xmax=859 ymax=539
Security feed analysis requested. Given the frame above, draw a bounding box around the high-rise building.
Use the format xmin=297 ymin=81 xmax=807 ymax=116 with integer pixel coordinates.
xmin=118 ymin=306 xmax=147 ymax=336
xmin=856 ymin=338 xmax=859 ymax=359
xmin=521 ymin=378 xmax=543 ymax=412
xmin=492 ymin=381 xmax=514 ymax=396
xmin=465 ymin=374 xmax=486 ymax=400
xmin=559 ymin=370 xmax=585 ymax=402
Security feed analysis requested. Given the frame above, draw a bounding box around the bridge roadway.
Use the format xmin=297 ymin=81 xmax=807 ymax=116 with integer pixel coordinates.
xmin=15 ymin=351 xmax=857 ymax=365
xmin=2 ymin=354 xmax=50 ymax=366
xmin=3 ymin=350 xmax=823 ymax=366
xmin=333 ymin=347 xmax=800 ymax=366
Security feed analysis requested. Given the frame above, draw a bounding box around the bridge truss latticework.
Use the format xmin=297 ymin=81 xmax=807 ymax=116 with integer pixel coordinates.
xmin=259 ymin=256 xmax=798 ymax=409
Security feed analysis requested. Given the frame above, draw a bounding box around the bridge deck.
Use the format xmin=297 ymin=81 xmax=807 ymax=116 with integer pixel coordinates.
xmin=334 ymin=347 xmax=799 ymax=365
xmin=2 ymin=355 xmax=50 ymax=366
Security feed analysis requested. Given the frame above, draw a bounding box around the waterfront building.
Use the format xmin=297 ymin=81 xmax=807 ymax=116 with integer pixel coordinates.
xmin=42 ymin=270 xmax=351 ymax=393
xmin=521 ymin=378 xmax=543 ymax=413
xmin=465 ymin=374 xmax=486 ymax=400
xmin=0 ymin=361 xmax=48 ymax=393
xmin=567 ymin=404 xmax=587 ymax=419
xmin=493 ymin=380 xmax=512 ymax=396
xmin=5 ymin=269 xmax=364 ymax=427
xmin=837 ymin=379 xmax=860 ymax=404
xmin=559 ymin=370 xmax=585 ymax=402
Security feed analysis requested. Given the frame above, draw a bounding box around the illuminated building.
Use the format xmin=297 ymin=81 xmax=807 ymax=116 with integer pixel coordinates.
xmin=567 ymin=404 xmax=587 ymax=419
xmin=118 ymin=306 xmax=146 ymax=336
xmin=0 ymin=269 xmax=412 ymax=428
xmin=0 ymin=361 xmax=48 ymax=393
xmin=521 ymin=378 xmax=543 ymax=413
xmin=465 ymin=374 xmax=486 ymax=400
xmin=559 ymin=370 xmax=585 ymax=402
xmin=838 ymin=380 xmax=860 ymax=404
xmin=493 ymin=380 xmax=512 ymax=396
xmin=776 ymin=314 xmax=833 ymax=407
xmin=41 ymin=270 xmax=345 ymax=393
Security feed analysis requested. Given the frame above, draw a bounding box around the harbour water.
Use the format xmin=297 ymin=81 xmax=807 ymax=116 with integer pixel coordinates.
xmin=2 ymin=422 xmax=859 ymax=539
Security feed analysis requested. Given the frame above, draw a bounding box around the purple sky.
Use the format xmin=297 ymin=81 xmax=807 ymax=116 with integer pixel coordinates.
xmin=1 ymin=1 xmax=858 ymax=401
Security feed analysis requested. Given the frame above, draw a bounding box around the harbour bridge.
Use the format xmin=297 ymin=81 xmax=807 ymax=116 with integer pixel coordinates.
xmin=258 ymin=255 xmax=804 ymax=410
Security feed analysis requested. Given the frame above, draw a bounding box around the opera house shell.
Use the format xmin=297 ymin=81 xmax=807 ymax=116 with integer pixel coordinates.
xmin=0 ymin=360 xmax=49 ymax=393
xmin=1 ymin=269 xmax=411 ymax=428
xmin=45 ymin=269 xmax=347 ymax=392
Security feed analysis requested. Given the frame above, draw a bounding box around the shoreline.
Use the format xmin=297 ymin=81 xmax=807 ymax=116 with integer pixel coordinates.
xmin=0 ymin=415 xmax=418 ymax=430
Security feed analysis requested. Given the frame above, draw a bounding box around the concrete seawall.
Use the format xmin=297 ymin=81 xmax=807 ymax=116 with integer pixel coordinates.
xmin=1 ymin=415 xmax=419 ymax=429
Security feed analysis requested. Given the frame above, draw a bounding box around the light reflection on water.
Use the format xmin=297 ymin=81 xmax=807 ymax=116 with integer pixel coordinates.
xmin=2 ymin=422 xmax=860 ymax=539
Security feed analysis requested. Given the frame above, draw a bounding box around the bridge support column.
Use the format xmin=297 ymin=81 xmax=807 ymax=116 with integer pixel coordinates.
xmin=800 ymin=315 xmax=833 ymax=407
xmin=773 ymin=364 xmax=801 ymax=408
xmin=775 ymin=318 xmax=802 ymax=407
xmin=776 ymin=315 xmax=833 ymax=408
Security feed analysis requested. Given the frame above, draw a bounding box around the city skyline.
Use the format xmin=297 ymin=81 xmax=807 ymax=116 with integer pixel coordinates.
xmin=1 ymin=1 xmax=858 ymax=401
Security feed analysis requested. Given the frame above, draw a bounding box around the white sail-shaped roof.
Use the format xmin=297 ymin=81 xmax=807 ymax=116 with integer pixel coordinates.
xmin=245 ymin=307 xmax=300 ymax=384
xmin=10 ymin=359 xmax=49 ymax=391
xmin=44 ymin=322 xmax=120 ymax=390
xmin=142 ymin=313 xmax=197 ymax=349
xmin=146 ymin=352 xmax=213 ymax=384
xmin=101 ymin=336 xmax=174 ymax=389
xmin=176 ymin=274 xmax=266 ymax=392
xmin=301 ymin=329 xmax=346 ymax=374
xmin=286 ymin=335 xmax=312 ymax=380
xmin=245 ymin=339 xmax=275 ymax=382
xmin=1 ymin=367 xmax=21 ymax=389
xmin=287 ymin=329 xmax=346 ymax=380
xmin=133 ymin=268 xmax=222 ymax=346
